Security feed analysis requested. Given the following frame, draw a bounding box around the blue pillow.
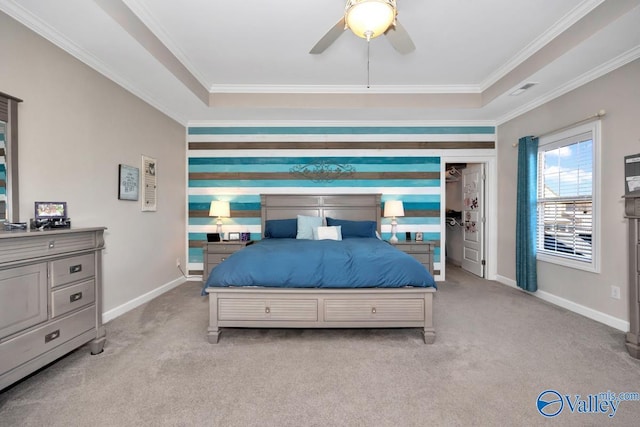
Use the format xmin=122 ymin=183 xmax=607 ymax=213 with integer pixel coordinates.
xmin=326 ymin=217 xmax=377 ymax=238
xmin=264 ymin=218 xmax=297 ymax=239
xmin=296 ymin=215 xmax=322 ymax=240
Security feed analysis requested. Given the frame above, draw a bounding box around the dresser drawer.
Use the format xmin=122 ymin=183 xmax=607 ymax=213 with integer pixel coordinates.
xmin=325 ymin=299 xmax=424 ymax=322
xmin=405 ymin=244 xmax=431 ymax=253
xmin=0 ymin=232 xmax=97 ymax=265
xmin=50 ymin=253 xmax=95 ymax=288
xmin=207 ymin=243 xmax=244 ymax=254
xmin=218 ymin=299 xmax=318 ymax=321
xmin=51 ymin=279 xmax=96 ymax=318
xmin=408 ymin=253 xmax=430 ymax=265
xmin=0 ymin=305 xmax=95 ymax=374
xmin=207 ymin=254 xmax=234 ymax=265
xmin=0 ymin=263 xmax=48 ymax=339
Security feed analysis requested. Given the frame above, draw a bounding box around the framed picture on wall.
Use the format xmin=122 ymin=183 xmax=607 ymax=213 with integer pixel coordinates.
xmin=415 ymin=232 xmax=424 ymax=241
xmin=118 ymin=164 xmax=139 ymax=201
xmin=142 ymin=155 xmax=157 ymax=211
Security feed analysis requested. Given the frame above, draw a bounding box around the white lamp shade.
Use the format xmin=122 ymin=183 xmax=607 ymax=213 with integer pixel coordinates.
xmin=384 ymin=200 xmax=404 ymax=217
xmin=209 ymin=201 xmax=230 ymax=218
xmin=345 ymin=0 xmax=395 ymax=40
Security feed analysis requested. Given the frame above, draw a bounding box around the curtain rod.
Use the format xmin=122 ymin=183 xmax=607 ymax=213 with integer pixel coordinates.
xmin=512 ymin=109 xmax=606 ymax=147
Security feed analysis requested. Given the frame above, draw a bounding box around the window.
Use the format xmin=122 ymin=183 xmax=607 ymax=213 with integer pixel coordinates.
xmin=536 ymin=121 xmax=600 ymax=272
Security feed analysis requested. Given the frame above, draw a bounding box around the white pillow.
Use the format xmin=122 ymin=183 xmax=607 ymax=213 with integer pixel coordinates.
xmin=296 ymin=215 xmax=323 ymax=239
xmin=313 ymin=225 xmax=342 ymax=241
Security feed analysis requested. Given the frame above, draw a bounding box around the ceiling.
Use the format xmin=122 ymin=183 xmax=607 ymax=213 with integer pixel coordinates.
xmin=2 ymin=0 xmax=640 ymax=126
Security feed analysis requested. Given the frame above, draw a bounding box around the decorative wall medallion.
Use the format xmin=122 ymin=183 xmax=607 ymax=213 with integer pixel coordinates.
xmin=290 ymin=160 xmax=356 ymax=182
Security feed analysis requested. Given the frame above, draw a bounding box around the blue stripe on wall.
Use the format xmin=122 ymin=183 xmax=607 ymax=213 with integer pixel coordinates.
xmin=189 ymin=202 xmax=261 ymax=211
xmin=189 ymin=179 xmax=441 ymax=188
xmin=188 ymin=126 xmax=495 ymax=135
xmin=189 ymin=163 xmax=441 ymax=173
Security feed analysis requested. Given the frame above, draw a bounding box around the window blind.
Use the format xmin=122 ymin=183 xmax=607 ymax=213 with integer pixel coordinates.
xmin=537 ymin=132 xmax=593 ymax=262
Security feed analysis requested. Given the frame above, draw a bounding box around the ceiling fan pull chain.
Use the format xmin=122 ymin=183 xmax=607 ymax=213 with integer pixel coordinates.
xmin=367 ymin=40 xmax=371 ymax=88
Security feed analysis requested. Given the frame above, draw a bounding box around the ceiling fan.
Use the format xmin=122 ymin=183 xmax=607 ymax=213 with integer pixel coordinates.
xmin=310 ymin=0 xmax=415 ymax=55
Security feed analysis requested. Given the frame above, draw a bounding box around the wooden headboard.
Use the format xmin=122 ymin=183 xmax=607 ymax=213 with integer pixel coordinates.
xmin=260 ymin=194 xmax=382 ymax=235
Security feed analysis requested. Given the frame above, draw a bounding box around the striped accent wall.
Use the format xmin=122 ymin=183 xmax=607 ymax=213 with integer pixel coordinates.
xmin=187 ymin=126 xmax=497 ymax=280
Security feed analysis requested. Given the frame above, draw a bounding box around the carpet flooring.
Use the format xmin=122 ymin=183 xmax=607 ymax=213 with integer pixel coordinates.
xmin=1 ymin=265 xmax=639 ymax=426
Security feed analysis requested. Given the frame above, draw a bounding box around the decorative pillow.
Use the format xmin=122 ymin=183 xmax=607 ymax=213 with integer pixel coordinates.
xmin=264 ymin=218 xmax=297 ymax=239
xmin=313 ymin=225 xmax=342 ymax=241
xmin=326 ymin=217 xmax=377 ymax=238
xmin=296 ymin=215 xmax=323 ymax=240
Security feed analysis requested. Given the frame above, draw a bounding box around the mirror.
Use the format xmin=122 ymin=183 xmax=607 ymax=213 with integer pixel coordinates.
xmin=0 ymin=121 xmax=6 ymax=220
xmin=0 ymin=92 xmax=21 ymax=223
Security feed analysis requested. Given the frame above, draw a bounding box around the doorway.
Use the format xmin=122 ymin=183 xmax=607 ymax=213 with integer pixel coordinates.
xmin=444 ymin=162 xmax=486 ymax=278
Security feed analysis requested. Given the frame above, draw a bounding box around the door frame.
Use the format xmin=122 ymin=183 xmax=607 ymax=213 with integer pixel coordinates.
xmin=441 ymin=154 xmax=497 ymax=281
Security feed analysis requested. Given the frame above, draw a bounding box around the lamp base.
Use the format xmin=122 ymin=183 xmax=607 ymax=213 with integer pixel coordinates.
xmin=390 ymin=219 xmax=398 ymax=243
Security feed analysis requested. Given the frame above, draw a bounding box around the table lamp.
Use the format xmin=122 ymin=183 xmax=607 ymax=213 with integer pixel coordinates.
xmin=384 ymin=200 xmax=404 ymax=243
xmin=209 ymin=201 xmax=230 ymax=235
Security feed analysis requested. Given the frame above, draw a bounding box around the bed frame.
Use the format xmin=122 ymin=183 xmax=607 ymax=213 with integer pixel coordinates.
xmin=205 ymin=194 xmax=436 ymax=344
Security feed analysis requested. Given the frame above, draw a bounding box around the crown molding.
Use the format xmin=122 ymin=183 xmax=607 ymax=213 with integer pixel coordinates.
xmin=496 ymin=44 xmax=640 ymax=125
xmin=186 ymin=119 xmax=497 ymax=128
xmin=479 ymin=0 xmax=605 ymax=91
xmin=122 ymin=0 xmax=210 ymax=89
xmin=0 ymin=0 xmax=188 ymax=125
xmin=208 ymin=84 xmax=482 ymax=94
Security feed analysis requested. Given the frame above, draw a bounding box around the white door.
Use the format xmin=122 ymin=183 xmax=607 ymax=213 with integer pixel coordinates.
xmin=461 ymin=164 xmax=485 ymax=277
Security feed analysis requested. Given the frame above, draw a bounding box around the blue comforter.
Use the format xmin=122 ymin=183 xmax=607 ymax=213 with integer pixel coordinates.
xmin=204 ymin=238 xmax=436 ymax=290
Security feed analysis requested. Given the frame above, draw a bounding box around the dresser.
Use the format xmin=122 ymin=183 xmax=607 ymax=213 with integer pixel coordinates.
xmin=203 ymin=241 xmax=246 ymax=282
xmin=0 ymin=227 xmax=106 ymax=390
xmin=625 ymin=195 xmax=640 ymax=359
xmin=391 ymin=241 xmax=435 ymax=273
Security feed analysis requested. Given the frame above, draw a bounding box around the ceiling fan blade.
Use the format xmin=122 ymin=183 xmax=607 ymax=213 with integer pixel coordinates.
xmin=385 ymin=19 xmax=415 ymax=54
xmin=309 ymin=17 xmax=346 ymax=54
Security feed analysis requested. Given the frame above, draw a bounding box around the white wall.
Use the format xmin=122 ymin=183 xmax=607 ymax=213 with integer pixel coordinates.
xmin=1 ymin=12 xmax=187 ymax=319
xmin=497 ymin=58 xmax=640 ymax=327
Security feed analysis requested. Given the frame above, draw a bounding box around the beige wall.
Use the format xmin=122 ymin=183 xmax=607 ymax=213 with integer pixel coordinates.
xmin=0 ymin=12 xmax=187 ymax=317
xmin=497 ymin=59 xmax=640 ymax=323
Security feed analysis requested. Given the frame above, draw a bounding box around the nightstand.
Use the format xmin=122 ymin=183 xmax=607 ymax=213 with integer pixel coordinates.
xmin=203 ymin=241 xmax=246 ymax=282
xmin=390 ymin=241 xmax=435 ymax=273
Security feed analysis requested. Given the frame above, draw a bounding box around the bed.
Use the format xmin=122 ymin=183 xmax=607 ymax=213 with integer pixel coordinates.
xmin=204 ymin=194 xmax=437 ymax=343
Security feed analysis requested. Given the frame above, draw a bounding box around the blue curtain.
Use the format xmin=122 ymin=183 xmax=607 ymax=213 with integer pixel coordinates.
xmin=516 ymin=136 xmax=538 ymax=292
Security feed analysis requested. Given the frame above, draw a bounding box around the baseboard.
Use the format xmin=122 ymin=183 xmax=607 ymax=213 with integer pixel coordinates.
xmin=495 ymin=275 xmax=629 ymax=332
xmin=102 ymin=276 xmax=185 ymax=323
xmin=496 ymin=275 xmax=517 ymax=288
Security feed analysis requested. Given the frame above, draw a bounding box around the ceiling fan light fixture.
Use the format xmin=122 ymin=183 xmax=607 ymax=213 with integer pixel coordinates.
xmin=345 ymin=0 xmax=396 ymax=41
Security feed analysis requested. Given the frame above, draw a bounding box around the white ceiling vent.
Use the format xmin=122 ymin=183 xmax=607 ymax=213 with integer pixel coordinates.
xmin=509 ymin=82 xmax=538 ymax=96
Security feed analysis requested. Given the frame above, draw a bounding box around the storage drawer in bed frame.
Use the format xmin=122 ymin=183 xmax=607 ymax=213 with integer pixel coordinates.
xmin=207 ymin=287 xmax=436 ymax=343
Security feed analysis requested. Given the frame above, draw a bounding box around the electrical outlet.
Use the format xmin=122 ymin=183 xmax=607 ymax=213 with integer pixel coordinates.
xmin=176 ymin=258 xmax=180 ymax=268
xmin=611 ymin=285 xmax=621 ymax=300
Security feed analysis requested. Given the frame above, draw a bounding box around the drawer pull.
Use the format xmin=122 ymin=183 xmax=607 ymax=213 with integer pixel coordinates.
xmin=70 ymin=292 xmax=83 ymax=303
xmin=45 ymin=329 xmax=60 ymax=343
xmin=221 ymin=257 xmax=227 ymax=261
xmin=265 ymin=307 xmax=270 ymax=314
xmin=69 ymin=264 xmax=83 ymax=274
xmin=48 ymin=240 xmax=55 ymax=249
xmin=372 ymin=307 xmax=377 ymax=314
